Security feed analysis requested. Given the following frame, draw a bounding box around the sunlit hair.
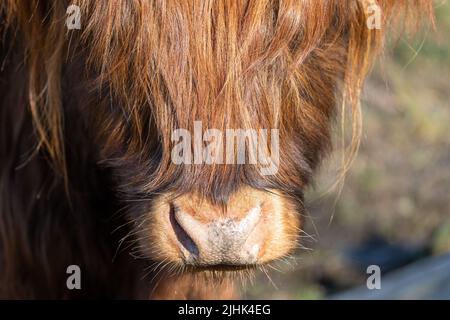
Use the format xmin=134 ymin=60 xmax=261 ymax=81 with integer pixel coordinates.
xmin=1 ymin=1 xmax=433 ymax=192
xmin=0 ymin=0 xmax=433 ymax=298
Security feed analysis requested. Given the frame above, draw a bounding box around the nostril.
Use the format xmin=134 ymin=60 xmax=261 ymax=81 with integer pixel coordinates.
xmin=173 ymin=207 xmax=210 ymax=248
xmin=169 ymin=206 xmax=199 ymax=258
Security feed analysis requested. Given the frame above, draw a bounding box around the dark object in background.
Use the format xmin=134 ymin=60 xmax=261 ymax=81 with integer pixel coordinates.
xmin=344 ymin=235 xmax=429 ymax=274
xmin=331 ymin=253 xmax=450 ymax=299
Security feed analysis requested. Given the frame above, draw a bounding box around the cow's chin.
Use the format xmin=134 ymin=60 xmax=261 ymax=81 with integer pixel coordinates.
xmin=138 ymin=187 xmax=301 ymax=275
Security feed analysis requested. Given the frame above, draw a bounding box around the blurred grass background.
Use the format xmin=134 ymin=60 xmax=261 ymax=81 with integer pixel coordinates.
xmin=244 ymin=1 xmax=450 ymax=299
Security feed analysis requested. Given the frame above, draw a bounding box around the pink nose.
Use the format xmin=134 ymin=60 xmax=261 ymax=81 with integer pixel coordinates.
xmin=172 ymin=206 xmax=262 ymax=266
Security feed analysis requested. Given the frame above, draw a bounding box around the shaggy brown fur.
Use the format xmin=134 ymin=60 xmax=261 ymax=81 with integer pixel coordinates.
xmin=0 ymin=0 xmax=433 ymax=299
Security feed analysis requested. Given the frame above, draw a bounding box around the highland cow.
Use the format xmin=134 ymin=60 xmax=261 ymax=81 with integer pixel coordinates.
xmin=0 ymin=0 xmax=433 ymax=299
